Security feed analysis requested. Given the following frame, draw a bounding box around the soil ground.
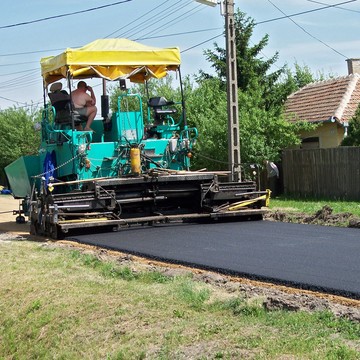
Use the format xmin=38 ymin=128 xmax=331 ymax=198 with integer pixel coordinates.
xmin=1 ymin=195 xmax=359 ymax=322
xmin=0 ymin=195 xmax=29 ymax=235
xmin=264 ymin=205 xmax=360 ymax=228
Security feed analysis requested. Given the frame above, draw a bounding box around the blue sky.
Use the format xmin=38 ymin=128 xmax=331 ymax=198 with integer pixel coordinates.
xmin=0 ymin=0 xmax=359 ymax=110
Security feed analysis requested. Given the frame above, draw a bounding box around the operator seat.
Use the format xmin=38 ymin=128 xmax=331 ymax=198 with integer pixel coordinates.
xmin=148 ymin=97 xmax=177 ymax=125
xmin=48 ymin=82 xmax=87 ymax=126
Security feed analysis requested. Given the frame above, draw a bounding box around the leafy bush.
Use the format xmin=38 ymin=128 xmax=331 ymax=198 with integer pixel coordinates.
xmin=0 ymin=107 xmax=41 ymax=183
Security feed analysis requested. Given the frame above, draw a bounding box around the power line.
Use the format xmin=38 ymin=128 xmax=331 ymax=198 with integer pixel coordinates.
xmin=266 ymin=0 xmax=348 ymax=58
xmin=134 ymin=3 xmax=204 ymax=41
xmin=0 ymin=70 xmax=39 ymax=91
xmin=0 ymin=99 xmax=44 ymax=110
xmin=0 ymin=0 xmax=353 ymax=59
xmin=178 ymin=0 xmax=356 ymax=54
xmin=0 ymin=0 xmax=205 ymax=100
xmin=105 ymin=0 xmax=173 ymax=38
xmin=0 ymin=68 xmax=38 ymax=77
xmin=0 ymin=78 xmax=39 ymax=91
xmin=256 ymin=0 xmax=356 ymax=25
xmin=0 ymin=48 xmax=65 ymax=58
xmin=0 ymin=27 xmax=221 ymax=62
xmin=122 ymin=0 xmax=191 ymax=39
xmin=119 ymin=0 xmax=185 ymax=38
xmin=0 ymin=0 xmax=356 ymax=98
xmin=137 ymin=27 xmax=221 ymax=41
xmin=159 ymin=4 xmax=205 ymax=31
xmin=306 ymin=0 xmax=360 ymax=13
xmin=0 ymin=61 xmax=38 ymax=67
xmin=0 ymin=27 xmax=221 ymax=86
xmin=0 ymin=95 xmax=28 ymax=105
xmin=181 ymin=34 xmax=223 ymax=53
xmin=0 ymin=0 xmax=133 ymax=30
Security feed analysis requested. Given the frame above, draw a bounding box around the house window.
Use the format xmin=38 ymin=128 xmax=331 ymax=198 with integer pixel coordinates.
xmin=301 ymin=137 xmax=319 ymax=149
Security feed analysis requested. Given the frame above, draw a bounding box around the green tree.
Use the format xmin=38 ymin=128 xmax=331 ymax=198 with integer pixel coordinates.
xmin=237 ymin=86 xmax=314 ymax=164
xmin=188 ymin=10 xmax=317 ymax=171
xmin=201 ymin=11 xmax=329 ymax=113
xmin=290 ymin=62 xmax=318 ymax=90
xmin=341 ymin=106 xmax=360 ymax=146
xmin=106 ymin=10 xmax=320 ymax=173
xmin=186 ymin=77 xmax=228 ymax=170
xmin=201 ymin=10 xmax=286 ymax=112
xmin=281 ymin=62 xmax=330 ymax=97
xmin=187 ymin=77 xmax=314 ymax=171
xmin=0 ymin=107 xmax=41 ymax=183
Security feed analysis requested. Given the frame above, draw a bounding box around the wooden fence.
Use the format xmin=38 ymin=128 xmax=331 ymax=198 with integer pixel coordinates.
xmin=282 ymin=147 xmax=360 ymax=200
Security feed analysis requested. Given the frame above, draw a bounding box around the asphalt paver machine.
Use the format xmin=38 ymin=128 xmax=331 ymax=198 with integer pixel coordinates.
xmin=5 ymin=39 xmax=269 ymax=239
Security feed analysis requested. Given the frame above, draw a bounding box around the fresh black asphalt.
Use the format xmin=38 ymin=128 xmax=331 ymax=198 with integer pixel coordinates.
xmin=67 ymin=220 xmax=360 ymax=299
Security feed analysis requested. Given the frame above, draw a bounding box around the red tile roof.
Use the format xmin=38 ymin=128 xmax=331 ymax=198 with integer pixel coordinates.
xmin=284 ymin=74 xmax=360 ymax=124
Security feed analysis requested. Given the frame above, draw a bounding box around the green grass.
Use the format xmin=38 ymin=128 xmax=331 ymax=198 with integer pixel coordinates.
xmin=0 ymin=240 xmax=359 ymax=359
xmin=270 ymin=195 xmax=360 ymax=217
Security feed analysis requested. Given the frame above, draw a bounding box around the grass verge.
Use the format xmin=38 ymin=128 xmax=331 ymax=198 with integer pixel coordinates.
xmin=270 ymin=196 xmax=360 ymax=217
xmin=0 ymin=240 xmax=359 ymax=359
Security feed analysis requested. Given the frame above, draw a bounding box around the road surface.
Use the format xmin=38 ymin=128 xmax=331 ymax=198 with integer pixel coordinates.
xmin=66 ymin=220 xmax=360 ymax=299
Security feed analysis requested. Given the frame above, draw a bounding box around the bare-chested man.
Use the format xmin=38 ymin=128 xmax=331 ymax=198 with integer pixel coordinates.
xmin=72 ymin=81 xmax=97 ymax=131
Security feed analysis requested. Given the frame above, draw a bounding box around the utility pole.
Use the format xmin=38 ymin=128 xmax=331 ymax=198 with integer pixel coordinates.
xmin=224 ymin=0 xmax=241 ymax=182
xmin=195 ymin=0 xmax=241 ymax=182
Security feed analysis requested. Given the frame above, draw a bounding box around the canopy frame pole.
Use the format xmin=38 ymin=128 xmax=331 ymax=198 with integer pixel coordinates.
xmin=66 ymin=71 xmax=76 ymax=131
xmin=42 ymin=79 xmax=49 ymax=124
xmin=66 ymin=71 xmax=78 ymax=178
xmin=178 ymin=67 xmax=187 ymax=127
xmin=145 ymin=80 xmax=150 ymax=99
xmin=42 ymin=79 xmax=47 ymax=108
xmin=145 ymin=80 xmax=150 ymax=124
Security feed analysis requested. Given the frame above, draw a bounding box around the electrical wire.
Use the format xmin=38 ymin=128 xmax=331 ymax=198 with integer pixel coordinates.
xmin=306 ymin=0 xmax=360 ymax=13
xmin=168 ymin=4 xmax=205 ymax=29
xmin=256 ymin=0 xmax=356 ymax=25
xmin=267 ymin=0 xmax=348 ymax=58
xmin=137 ymin=27 xmax=222 ymax=41
xmin=0 ymin=76 xmax=39 ymax=94
xmin=0 ymin=0 xmax=354 ymax=58
xmin=0 ymin=61 xmax=38 ymax=67
xmin=122 ymin=0 xmax=191 ymax=39
xmin=118 ymin=0 xmax=186 ymax=38
xmin=0 ymin=95 xmax=28 ymax=105
xmin=0 ymin=79 xmax=39 ymax=91
xmin=182 ymin=0 xmax=356 ymax=54
xmin=0 ymin=0 xmax=133 ymax=30
xmin=0 ymin=71 xmax=39 ymax=89
xmin=0 ymin=96 xmax=43 ymax=109
xmin=181 ymin=34 xmax=223 ymax=53
xmin=104 ymin=0 xmax=173 ymax=38
xmin=134 ymin=3 xmax=203 ymax=41
xmin=0 ymin=68 xmax=38 ymax=77
xmin=0 ymin=1 xmax=197 ymax=93
xmin=0 ymin=48 xmax=66 ymax=58
xmin=0 ymin=0 xmax=357 ymax=106
xmin=0 ymin=27 xmax=221 ymax=87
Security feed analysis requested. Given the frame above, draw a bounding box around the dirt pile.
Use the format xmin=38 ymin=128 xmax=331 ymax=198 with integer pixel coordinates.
xmin=265 ymin=205 xmax=360 ymax=228
xmin=193 ymin=271 xmax=360 ymax=322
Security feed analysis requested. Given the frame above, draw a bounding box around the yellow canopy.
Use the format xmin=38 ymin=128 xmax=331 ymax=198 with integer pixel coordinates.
xmin=40 ymin=38 xmax=181 ymax=85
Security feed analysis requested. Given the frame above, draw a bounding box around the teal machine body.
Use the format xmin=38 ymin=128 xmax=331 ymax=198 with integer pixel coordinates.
xmin=5 ymin=39 xmax=268 ymax=239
